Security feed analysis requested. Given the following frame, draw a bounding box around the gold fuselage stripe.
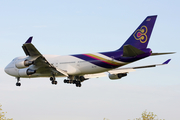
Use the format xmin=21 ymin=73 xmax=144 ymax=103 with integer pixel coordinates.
xmin=85 ymin=53 xmax=122 ymax=66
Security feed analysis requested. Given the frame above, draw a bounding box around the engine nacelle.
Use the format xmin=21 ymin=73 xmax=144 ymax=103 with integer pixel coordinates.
xmin=18 ymin=68 xmax=36 ymax=76
xmin=109 ymin=73 xmax=127 ymax=80
xmin=15 ymin=59 xmax=34 ymax=69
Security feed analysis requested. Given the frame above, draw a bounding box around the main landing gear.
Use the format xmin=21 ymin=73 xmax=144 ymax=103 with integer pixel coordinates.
xmin=64 ymin=79 xmax=82 ymax=87
xmin=50 ymin=76 xmax=81 ymax=87
xmin=16 ymin=77 xmax=21 ymax=86
xmin=63 ymin=76 xmax=87 ymax=87
xmin=50 ymin=76 xmax=58 ymax=85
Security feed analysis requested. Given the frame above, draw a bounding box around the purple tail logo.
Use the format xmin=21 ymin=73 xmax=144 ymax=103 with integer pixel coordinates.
xmin=133 ymin=25 xmax=148 ymax=43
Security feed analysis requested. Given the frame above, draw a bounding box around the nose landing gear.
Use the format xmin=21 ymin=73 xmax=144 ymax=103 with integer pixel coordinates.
xmin=16 ymin=77 xmax=21 ymax=86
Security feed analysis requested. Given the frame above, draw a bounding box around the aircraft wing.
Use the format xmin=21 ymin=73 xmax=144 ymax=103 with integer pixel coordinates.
xmin=29 ymin=56 xmax=68 ymax=76
xmin=84 ymin=73 xmax=107 ymax=79
xmin=84 ymin=59 xmax=171 ymax=79
xmin=22 ymin=37 xmax=41 ymax=56
xmin=108 ymin=59 xmax=171 ymax=74
xmin=23 ymin=37 xmax=68 ymax=77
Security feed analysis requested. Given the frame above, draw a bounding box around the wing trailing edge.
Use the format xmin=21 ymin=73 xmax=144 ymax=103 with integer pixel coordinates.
xmin=84 ymin=59 xmax=171 ymax=79
xmin=108 ymin=59 xmax=171 ymax=74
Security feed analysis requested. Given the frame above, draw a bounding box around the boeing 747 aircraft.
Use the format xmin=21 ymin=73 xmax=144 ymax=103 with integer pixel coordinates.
xmin=4 ymin=15 xmax=174 ymax=87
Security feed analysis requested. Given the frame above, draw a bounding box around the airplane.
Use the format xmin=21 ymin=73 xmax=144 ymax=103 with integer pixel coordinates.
xmin=4 ymin=15 xmax=175 ymax=87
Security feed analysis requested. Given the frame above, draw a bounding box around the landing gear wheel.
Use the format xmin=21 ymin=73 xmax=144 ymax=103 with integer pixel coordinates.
xmin=55 ymin=81 xmax=57 ymax=85
xmin=79 ymin=83 xmax=82 ymax=87
xmin=52 ymin=80 xmax=57 ymax=85
xmin=70 ymin=80 xmax=73 ymax=84
xmin=64 ymin=76 xmax=84 ymax=87
xmin=76 ymin=83 xmax=81 ymax=87
xmin=16 ymin=83 xmax=21 ymax=86
xmin=50 ymin=75 xmax=57 ymax=85
xmin=50 ymin=77 xmax=54 ymax=81
xmin=75 ymin=81 xmax=81 ymax=87
xmin=73 ymin=80 xmax=76 ymax=84
xmin=64 ymin=79 xmax=67 ymax=83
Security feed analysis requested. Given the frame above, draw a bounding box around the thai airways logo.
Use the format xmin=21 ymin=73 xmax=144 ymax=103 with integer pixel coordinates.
xmin=133 ymin=25 xmax=148 ymax=43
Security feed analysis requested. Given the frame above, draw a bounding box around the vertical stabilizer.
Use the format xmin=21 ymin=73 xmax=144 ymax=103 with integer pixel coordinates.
xmin=118 ymin=15 xmax=157 ymax=50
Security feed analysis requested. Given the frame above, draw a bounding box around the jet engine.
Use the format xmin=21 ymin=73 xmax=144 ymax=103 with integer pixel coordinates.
xmin=18 ymin=68 xmax=36 ymax=76
xmin=108 ymin=73 xmax=127 ymax=80
xmin=15 ymin=59 xmax=34 ymax=69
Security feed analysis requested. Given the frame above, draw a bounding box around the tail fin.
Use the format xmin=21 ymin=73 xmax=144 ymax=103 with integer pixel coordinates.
xmin=118 ymin=15 xmax=157 ymax=51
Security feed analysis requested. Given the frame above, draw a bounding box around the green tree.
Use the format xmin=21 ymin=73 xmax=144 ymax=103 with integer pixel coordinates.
xmin=103 ymin=118 xmax=109 ymax=120
xmin=141 ymin=110 xmax=157 ymax=120
xmin=0 ymin=104 xmax=13 ymax=120
xmin=132 ymin=110 xmax=165 ymax=120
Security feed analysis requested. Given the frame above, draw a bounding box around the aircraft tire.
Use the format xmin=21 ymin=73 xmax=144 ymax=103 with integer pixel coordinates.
xmin=55 ymin=81 xmax=57 ymax=85
xmin=52 ymin=80 xmax=57 ymax=85
xmin=73 ymin=80 xmax=76 ymax=84
xmin=16 ymin=83 xmax=21 ymax=86
xmin=75 ymin=81 xmax=81 ymax=87
xmin=64 ymin=79 xmax=67 ymax=83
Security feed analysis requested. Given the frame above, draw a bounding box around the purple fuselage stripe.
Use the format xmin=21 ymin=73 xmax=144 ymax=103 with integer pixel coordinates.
xmin=73 ymin=54 xmax=119 ymax=68
xmin=72 ymin=51 xmax=151 ymax=69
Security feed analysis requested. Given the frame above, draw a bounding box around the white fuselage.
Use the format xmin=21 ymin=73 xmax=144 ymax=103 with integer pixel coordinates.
xmin=5 ymin=54 xmax=126 ymax=78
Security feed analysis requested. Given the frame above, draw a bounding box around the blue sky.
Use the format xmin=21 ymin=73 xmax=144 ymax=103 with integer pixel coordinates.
xmin=0 ymin=0 xmax=180 ymax=120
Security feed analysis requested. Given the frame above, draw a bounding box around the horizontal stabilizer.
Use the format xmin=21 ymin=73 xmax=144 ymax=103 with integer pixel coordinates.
xmin=151 ymin=52 xmax=175 ymax=56
xmin=123 ymin=45 xmax=145 ymax=57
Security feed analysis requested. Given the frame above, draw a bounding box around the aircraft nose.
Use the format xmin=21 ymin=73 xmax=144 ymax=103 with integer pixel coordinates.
xmin=4 ymin=62 xmax=15 ymax=76
xmin=4 ymin=65 xmax=10 ymax=74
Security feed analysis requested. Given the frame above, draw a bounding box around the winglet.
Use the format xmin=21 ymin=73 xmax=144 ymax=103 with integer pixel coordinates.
xmin=163 ymin=59 xmax=171 ymax=64
xmin=25 ymin=36 xmax=33 ymax=44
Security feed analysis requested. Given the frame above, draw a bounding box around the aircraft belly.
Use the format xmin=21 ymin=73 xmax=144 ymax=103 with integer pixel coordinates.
xmin=77 ymin=62 xmax=109 ymax=75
